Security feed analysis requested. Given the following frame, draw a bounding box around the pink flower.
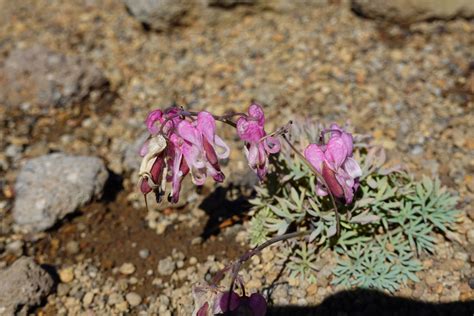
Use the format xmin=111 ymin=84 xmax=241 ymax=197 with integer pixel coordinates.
xmin=193 ymin=284 xmax=267 ymax=316
xmin=138 ymin=134 xmax=171 ymax=202
xmin=139 ymin=108 xmax=231 ymax=203
xmin=237 ymin=103 xmax=281 ymax=180
xmin=177 ymin=111 xmax=230 ymax=185
xmin=304 ymin=124 xmax=362 ymax=204
xmin=139 ymin=107 xmax=191 ymax=203
xmin=145 ymin=107 xmax=182 ymax=136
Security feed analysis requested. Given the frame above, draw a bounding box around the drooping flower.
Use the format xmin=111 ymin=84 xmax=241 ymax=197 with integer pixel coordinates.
xmin=139 ymin=107 xmax=191 ymax=203
xmin=304 ymin=124 xmax=362 ymax=204
xmin=177 ymin=111 xmax=230 ymax=185
xmin=145 ymin=107 xmax=183 ymax=136
xmin=237 ymin=103 xmax=281 ymax=180
xmin=138 ymin=134 xmax=170 ymax=202
xmin=192 ymin=283 xmax=267 ymax=316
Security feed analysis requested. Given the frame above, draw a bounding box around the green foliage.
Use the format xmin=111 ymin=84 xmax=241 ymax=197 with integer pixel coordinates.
xmin=248 ymin=121 xmax=460 ymax=292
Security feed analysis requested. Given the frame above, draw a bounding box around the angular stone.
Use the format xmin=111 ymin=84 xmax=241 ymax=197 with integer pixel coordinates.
xmin=13 ymin=153 xmax=108 ymax=232
xmin=0 ymin=45 xmax=108 ymax=109
xmin=123 ymin=0 xmax=194 ymax=31
xmin=351 ymin=0 xmax=474 ymax=23
xmin=0 ymin=257 xmax=53 ymax=315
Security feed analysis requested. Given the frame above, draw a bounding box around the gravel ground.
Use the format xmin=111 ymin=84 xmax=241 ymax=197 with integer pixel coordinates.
xmin=0 ymin=0 xmax=473 ymax=315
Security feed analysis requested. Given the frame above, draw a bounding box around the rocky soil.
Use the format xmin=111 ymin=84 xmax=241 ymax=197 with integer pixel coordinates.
xmin=0 ymin=0 xmax=473 ymax=315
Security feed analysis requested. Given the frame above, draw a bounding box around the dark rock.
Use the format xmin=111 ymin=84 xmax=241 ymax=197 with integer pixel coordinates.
xmin=351 ymin=0 xmax=474 ymax=23
xmin=123 ymin=0 xmax=194 ymax=31
xmin=0 ymin=45 xmax=108 ymax=109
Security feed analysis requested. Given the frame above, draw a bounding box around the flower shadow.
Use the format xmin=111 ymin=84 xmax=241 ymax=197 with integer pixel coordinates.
xmin=198 ymin=184 xmax=254 ymax=240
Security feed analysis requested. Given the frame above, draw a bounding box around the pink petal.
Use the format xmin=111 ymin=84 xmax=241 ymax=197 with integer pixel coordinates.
xmin=139 ymin=140 xmax=149 ymax=157
xmin=257 ymin=143 xmax=267 ymax=167
xmin=207 ymin=164 xmax=225 ymax=182
xmin=214 ymin=136 xmax=230 ymax=159
xmin=330 ymin=124 xmax=353 ymax=154
xmin=246 ymin=143 xmax=259 ymax=169
xmin=196 ymin=111 xmax=216 ymax=143
xmin=145 ymin=109 xmax=163 ymax=134
xmin=248 ymin=103 xmax=265 ymax=126
xmin=181 ymin=141 xmax=206 ymax=170
xmin=304 ymin=144 xmax=325 ymax=174
xmin=343 ymin=157 xmax=362 ymax=179
xmin=196 ymin=302 xmax=209 ymax=316
xmin=326 ymin=137 xmax=348 ymax=169
xmin=203 ymin=137 xmax=219 ymax=167
xmin=264 ymin=136 xmax=281 ymax=154
xmin=170 ymin=147 xmax=189 ymax=204
xmin=256 ymin=164 xmax=267 ymax=180
xmin=340 ymin=132 xmax=354 ymax=155
xmin=316 ymin=182 xmax=328 ymax=196
xmin=190 ymin=166 xmax=207 ymax=186
xmin=139 ymin=178 xmax=152 ymax=194
xmin=322 ymin=162 xmax=344 ymax=199
xmin=336 ymin=173 xmax=354 ymax=204
xmin=178 ymin=120 xmax=202 ymax=147
xmin=237 ymin=118 xmax=265 ymax=143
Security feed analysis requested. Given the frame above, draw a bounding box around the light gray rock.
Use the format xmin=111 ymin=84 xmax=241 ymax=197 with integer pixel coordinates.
xmin=0 ymin=257 xmax=53 ymax=316
xmin=157 ymin=257 xmax=176 ymax=276
xmin=125 ymin=292 xmax=142 ymax=307
xmin=13 ymin=153 xmax=108 ymax=232
xmin=351 ymin=0 xmax=474 ymax=23
xmin=5 ymin=240 xmax=24 ymax=257
xmin=0 ymin=45 xmax=108 ymax=109
xmin=123 ymin=0 xmax=194 ymax=31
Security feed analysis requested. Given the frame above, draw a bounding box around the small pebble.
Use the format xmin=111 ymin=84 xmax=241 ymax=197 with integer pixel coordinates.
xmin=83 ymin=292 xmax=94 ymax=307
xmin=65 ymin=240 xmax=80 ymax=255
xmin=158 ymin=257 xmax=176 ymax=276
xmin=108 ymin=293 xmax=124 ymax=306
xmin=116 ymin=300 xmax=129 ymax=312
xmin=59 ymin=267 xmax=74 ymax=283
xmin=189 ymin=257 xmax=198 ymax=265
xmin=6 ymin=240 xmax=24 ymax=256
xmin=126 ymin=292 xmax=142 ymax=307
xmin=119 ymin=263 xmax=136 ymax=275
xmin=467 ymin=229 xmax=474 ymax=244
xmin=139 ymin=248 xmax=150 ymax=259
xmin=469 ymin=278 xmax=474 ymax=290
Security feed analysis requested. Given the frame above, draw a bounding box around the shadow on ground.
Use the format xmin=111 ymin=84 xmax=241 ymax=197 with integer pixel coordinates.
xmin=266 ymin=288 xmax=474 ymax=316
xmin=198 ymin=185 xmax=254 ymax=240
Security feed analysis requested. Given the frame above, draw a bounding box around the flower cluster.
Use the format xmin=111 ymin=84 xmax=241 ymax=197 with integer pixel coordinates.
xmin=138 ymin=104 xmax=281 ymax=204
xmin=304 ymin=124 xmax=362 ymax=204
xmin=138 ymin=108 xmax=230 ymax=203
xmin=237 ymin=104 xmax=281 ymax=180
xmin=193 ymin=283 xmax=266 ymax=316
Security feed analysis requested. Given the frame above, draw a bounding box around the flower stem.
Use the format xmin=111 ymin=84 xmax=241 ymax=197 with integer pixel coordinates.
xmin=225 ymin=229 xmax=312 ymax=307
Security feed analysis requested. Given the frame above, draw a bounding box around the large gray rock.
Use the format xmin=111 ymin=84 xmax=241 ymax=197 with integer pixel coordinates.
xmin=13 ymin=153 xmax=108 ymax=232
xmin=0 ymin=257 xmax=53 ymax=316
xmin=123 ymin=0 xmax=194 ymax=31
xmin=0 ymin=45 xmax=108 ymax=109
xmin=352 ymin=0 xmax=474 ymax=23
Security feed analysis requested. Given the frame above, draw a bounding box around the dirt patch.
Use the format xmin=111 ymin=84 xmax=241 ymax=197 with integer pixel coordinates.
xmin=33 ymin=191 xmax=242 ymax=298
